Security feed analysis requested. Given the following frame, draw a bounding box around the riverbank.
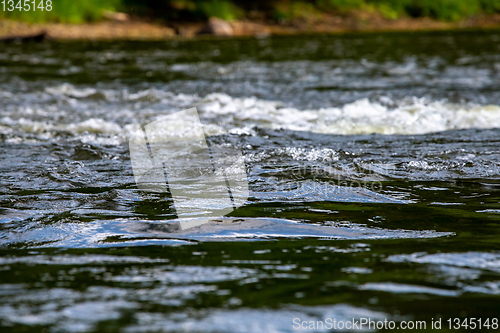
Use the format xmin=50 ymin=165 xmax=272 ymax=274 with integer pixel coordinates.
xmin=2 ymin=11 xmax=500 ymax=41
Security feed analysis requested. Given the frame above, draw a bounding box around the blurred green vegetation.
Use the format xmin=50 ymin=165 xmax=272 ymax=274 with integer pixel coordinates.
xmin=0 ymin=0 xmax=121 ymax=23
xmin=365 ymin=0 xmax=500 ymax=21
xmin=1 ymin=0 xmax=500 ymax=23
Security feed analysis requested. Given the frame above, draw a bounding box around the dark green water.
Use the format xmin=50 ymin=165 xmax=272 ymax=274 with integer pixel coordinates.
xmin=1 ymin=31 xmax=500 ymax=332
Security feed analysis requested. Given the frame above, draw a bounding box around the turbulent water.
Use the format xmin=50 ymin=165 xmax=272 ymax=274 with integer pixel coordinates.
xmin=1 ymin=31 xmax=500 ymax=332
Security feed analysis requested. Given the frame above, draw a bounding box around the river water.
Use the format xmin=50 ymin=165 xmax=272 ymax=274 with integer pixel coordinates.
xmin=1 ymin=30 xmax=500 ymax=332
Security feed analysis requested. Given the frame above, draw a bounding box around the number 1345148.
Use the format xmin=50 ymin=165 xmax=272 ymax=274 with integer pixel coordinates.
xmin=2 ymin=0 xmax=52 ymax=11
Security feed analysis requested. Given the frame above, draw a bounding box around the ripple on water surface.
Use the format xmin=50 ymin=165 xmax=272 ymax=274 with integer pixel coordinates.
xmin=1 ymin=32 xmax=500 ymax=333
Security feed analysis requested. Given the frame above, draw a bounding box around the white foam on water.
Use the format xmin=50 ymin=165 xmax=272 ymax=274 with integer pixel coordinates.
xmin=2 ymin=86 xmax=500 ymax=144
xmin=67 ymin=118 xmax=122 ymax=134
xmin=196 ymin=93 xmax=500 ymax=135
